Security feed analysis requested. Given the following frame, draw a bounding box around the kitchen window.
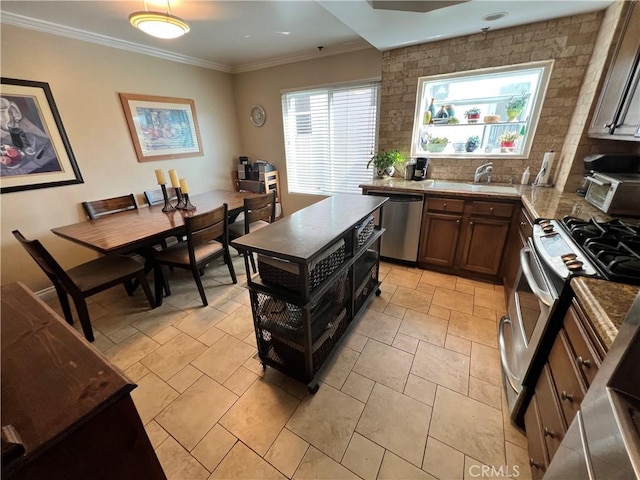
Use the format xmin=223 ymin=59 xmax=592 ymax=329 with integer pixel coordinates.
xmin=282 ymin=81 xmax=379 ymax=195
xmin=411 ymin=61 xmax=553 ymax=159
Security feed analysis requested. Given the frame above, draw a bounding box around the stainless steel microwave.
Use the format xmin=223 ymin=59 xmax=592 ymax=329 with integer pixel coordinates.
xmin=585 ymin=172 xmax=640 ymax=216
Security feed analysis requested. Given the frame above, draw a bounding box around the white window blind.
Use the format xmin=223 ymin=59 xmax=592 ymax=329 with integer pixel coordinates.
xmin=282 ymin=82 xmax=379 ymax=195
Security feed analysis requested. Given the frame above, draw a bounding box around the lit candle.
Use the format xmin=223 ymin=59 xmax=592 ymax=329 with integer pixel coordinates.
xmin=169 ymin=169 xmax=180 ymax=188
xmin=179 ymin=178 xmax=189 ymax=194
xmin=155 ymin=169 xmax=166 ymax=185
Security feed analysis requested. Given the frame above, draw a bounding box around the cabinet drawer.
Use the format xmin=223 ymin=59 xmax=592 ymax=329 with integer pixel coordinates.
xmin=470 ymin=201 xmax=515 ymax=218
xmin=548 ymin=329 xmax=587 ymax=427
xmin=518 ymin=208 xmax=533 ymax=239
xmin=563 ymin=305 xmax=601 ymax=388
xmin=535 ymin=364 xmax=566 ymax=459
xmin=524 ymin=395 xmax=549 ymax=479
xmin=427 ymin=197 xmax=465 ymax=213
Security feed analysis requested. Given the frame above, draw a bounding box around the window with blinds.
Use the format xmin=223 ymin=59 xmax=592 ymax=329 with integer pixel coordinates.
xmin=282 ymin=82 xmax=379 ymax=195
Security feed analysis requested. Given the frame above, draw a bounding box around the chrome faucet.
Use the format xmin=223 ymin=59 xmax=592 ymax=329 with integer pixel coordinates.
xmin=474 ymin=162 xmax=494 ymax=183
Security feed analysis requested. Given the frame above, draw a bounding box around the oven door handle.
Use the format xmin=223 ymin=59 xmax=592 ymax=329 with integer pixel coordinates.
xmin=520 ymin=247 xmax=552 ymax=307
xmin=498 ymin=315 xmax=520 ymax=394
xmin=585 ymin=176 xmax=610 ymax=187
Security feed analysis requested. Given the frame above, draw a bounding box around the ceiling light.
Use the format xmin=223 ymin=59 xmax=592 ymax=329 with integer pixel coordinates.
xmin=482 ymin=12 xmax=508 ymax=22
xmin=129 ymin=1 xmax=190 ymax=39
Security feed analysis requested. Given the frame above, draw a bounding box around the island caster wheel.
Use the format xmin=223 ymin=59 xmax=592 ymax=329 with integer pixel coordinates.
xmin=307 ymin=383 xmax=319 ymax=394
xmin=375 ymin=288 xmax=382 ymax=296
xmin=261 ymin=362 xmax=267 ymax=371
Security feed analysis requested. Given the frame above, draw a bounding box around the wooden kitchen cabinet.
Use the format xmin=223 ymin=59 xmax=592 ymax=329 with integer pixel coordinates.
xmin=523 ymin=394 xmax=549 ymax=480
xmin=502 ymin=205 xmax=532 ymax=301
xmin=589 ymin=1 xmax=640 ymax=141
xmin=418 ymin=196 xmax=516 ymax=281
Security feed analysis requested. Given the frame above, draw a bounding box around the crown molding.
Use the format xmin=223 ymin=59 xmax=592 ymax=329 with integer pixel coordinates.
xmin=1 ymin=12 xmax=233 ymax=73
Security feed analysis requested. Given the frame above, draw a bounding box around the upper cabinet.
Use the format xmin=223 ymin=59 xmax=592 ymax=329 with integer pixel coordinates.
xmin=589 ymin=2 xmax=640 ymax=141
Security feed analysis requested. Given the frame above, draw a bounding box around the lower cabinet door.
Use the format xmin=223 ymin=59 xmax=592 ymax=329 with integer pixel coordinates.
xmin=418 ymin=212 xmax=461 ymax=267
xmin=536 ymin=364 xmax=566 ymax=460
xmin=524 ymin=394 xmax=549 ymax=480
xmin=459 ymin=217 xmax=509 ymax=275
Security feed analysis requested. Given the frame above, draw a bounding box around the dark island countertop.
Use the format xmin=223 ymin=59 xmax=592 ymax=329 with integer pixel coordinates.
xmin=570 ymin=277 xmax=640 ymax=349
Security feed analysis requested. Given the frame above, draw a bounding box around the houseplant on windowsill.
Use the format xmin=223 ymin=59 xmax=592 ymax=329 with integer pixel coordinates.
xmin=465 ymin=135 xmax=480 ymax=152
xmin=464 ymin=107 xmax=481 ymax=124
xmin=505 ymin=91 xmax=530 ymax=121
xmin=368 ymin=150 xmax=404 ymax=178
xmin=498 ymin=130 xmax=521 ymax=152
xmin=426 ymin=136 xmax=449 ymax=153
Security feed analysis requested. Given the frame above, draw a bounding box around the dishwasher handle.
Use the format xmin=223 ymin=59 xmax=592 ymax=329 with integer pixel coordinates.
xmin=366 ymin=191 xmax=424 ymax=203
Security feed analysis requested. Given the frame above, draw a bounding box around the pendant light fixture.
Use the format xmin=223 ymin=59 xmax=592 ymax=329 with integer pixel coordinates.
xmin=129 ymin=0 xmax=190 ymax=39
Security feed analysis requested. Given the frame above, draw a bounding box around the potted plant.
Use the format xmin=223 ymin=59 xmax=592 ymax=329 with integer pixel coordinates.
xmin=465 ymin=135 xmax=480 ymax=152
xmin=368 ymin=149 xmax=404 ymax=177
xmin=498 ymin=130 xmax=520 ymax=152
xmin=426 ymin=136 xmax=448 ymax=153
xmin=505 ymin=91 xmax=530 ymax=121
xmin=464 ymin=107 xmax=481 ymax=124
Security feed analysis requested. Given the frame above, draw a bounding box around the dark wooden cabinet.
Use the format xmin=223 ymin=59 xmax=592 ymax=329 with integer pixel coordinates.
xmin=418 ymin=196 xmax=516 ymax=281
xmin=523 ymin=394 xmax=549 ymax=480
xmin=534 ymin=364 xmax=567 ymax=459
xmin=502 ymin=205 xmax=532 ymax=301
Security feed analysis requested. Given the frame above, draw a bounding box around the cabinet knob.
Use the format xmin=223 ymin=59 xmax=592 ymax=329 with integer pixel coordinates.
xmin=561 ymin=390 xmax=574 ymax=402
xmin=443 ymin=203 xmax=448 ymax=209
xmin=520 ymin=221 xmax=526 ymax=227
xmin=577 ymin=356 xmax=591 ymax=368
xmin=490 ymin=207 xmax=494 ymax=213
xmin=543 ymin=427 xmax=555 ymax=438
xmin=529 ymin=458 xmax=540 ymax=468
xmin=469 ymin=221 xmax=474 ymax=226
xmin=456 ymin=219 xmax=460 ymax=224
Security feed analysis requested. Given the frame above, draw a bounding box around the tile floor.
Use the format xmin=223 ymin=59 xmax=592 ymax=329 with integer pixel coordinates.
xmin=46 ymin=257 xmax=530 ymax=480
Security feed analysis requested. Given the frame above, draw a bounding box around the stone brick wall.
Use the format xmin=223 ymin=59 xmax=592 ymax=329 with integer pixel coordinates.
xmin=379 ymin=2 xmax=638 ymax=189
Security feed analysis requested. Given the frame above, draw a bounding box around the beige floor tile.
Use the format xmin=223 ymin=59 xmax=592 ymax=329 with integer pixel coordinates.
xmin=264 ymin=428 xmax=310 ymax=478
xmin=389 ymin=286 xmax=432 ymax=313
xmin=287 ymin=384 xmax=364 ymax=462
xmin=223 ymin=366 xmax=259 ymax=395
xmin=292 ymin=446 xmax=359 ymax=479
xmin=144 ymin=420 xmax=169 ymax=449
xmin=341 ymin=371 xmax=374 ymax=403
xmin=469 ymin=376 xmax=502 ymax=410
xmin=103 ymin=332 xmax=160 ymax=371
xmin=473 ymin=305 xmax=497 ymax=322
xmin=92 ymin=307 xmax=147 ymax=337
xmin=463 ymin=456 xmax=515 ymax=479
xmin=108 ymin=324 xmax=138 ymax=343
xmin=132 ymin=303 xmax=186 ymax=337
xmin=155 ymin=435 xmax=210 ymax=480
xmin=457 ymin=277 xmax=495 ymax=291
xmin=90 ymin=330 xmax=116 ymax=353
xmin=431 ymin=287 xmax=474 ymax=315
xmin=215 ymin=305 xmax=256 ymax=340
xmin=416 ymin=282 xmax=437 ymax=295
xmin=411 ymin=341 xmax=470 ymax=395
xmin=341 ymin=432 xmax=384 ymax=480
xmin=420 ymin=270 xmax=457 ymax=290
xmin=124 ymin=362 xmax=151 ymax=382
xmin=430 ymin=387 xmax=505 ymax=467
xmin=352 ymin=339 xmax=413 ymax=392
xmin=192 ymin=424 xmax=238 ymax=473
xmin=392 ymin=332 xmax=419 ymax=354
xmin=384 ymin=303 xmax=407 ymax=318
xmin=398 ymin=309 xmax=448 ymax=347
xmin=319 ymin=345 xmax=360 ymax=390
xmin=210 ymin=442 xmax=286 ymax=480
xmin=403 ymin=374 xmax=437 ymax=406
xmin=168 ymin=364 xmax=204 ymax=393
xmin=280 ymin=377 xmax=309 ymax=400
xmin=505 ymin=441 xmax=532 ymax=480
xmin=153 ymin=325 xmax=183 ymax=344
xmin=352 ymin=309 xmax=402 ymax=345
xmin=216 ymin=299 xmax=243 ymax=315
xmin=423 ymin=436 xmax=465 ymax=480
xmin=473 ymin=289 xmax=506 ymax=311
xmin=141 ymin=332 xmax=207 ymax=380
xmin=378 ymin=451 xmax=437 ymax=480
xmin=427 ymin=304 xmax=450 ymax=320
xmin=173 ymin=306 xmax=227 ymax=338
xmin=448 ymin=311 xmax=498 ymax=348
xmin=445 ymin=334 xmax=472 ymax=356
xmin=455 ymin=283 xmax=476 ymax=295
xmin=131 ymin=372 xmax=179 ymax=425
xmin=385 ymin=269 xmax=422 ymax=289
xmin=156 ymin=375 xmax=238 ymax=450
xmin=356 ymin=383 xmax=431 ymax=467
xmin=192 ymin=334 xmax=256 ymax=383
xmin=220 ymin=380 xmax=300 ymax=456
xmin=340 ymin=331 xmax=368 ymax=352
xmin=470 ymin=342 xmax=502 ymax=386
xmin=198 ymin=326 xmax=226 ymax=346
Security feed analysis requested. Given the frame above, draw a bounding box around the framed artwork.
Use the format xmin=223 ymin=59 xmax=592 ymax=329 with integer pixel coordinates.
xmin=1 ymin=78 xmax=83 ymax=194
xmin=119 ymin=93 xmax=204 ymax=162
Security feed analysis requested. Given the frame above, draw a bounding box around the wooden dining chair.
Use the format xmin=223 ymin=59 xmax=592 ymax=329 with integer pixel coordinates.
xmin=144 ymin=187 xmax=178 ymax=206
xmin=82 ymin=194 xmax=138 ymax=220
xmin=12 ymin=230 xmax=155 ymax=342
xmin=229 ymin=190 xmax=276 ymax=273
xmin=153 ymin=204 xmax=237 ymax=307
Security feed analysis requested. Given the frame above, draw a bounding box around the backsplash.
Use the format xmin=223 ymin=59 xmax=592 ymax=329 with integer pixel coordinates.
xmin=378 ymin=4 xmax=634 ymax=188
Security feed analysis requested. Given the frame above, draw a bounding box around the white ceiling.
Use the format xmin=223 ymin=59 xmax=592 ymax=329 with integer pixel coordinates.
xmin=0 ymin=0 xmax=614 ymax=73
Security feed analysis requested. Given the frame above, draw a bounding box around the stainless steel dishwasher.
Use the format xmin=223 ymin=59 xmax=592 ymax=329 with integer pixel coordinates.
xmin=366 ymin=191 xmax=424 ymax=262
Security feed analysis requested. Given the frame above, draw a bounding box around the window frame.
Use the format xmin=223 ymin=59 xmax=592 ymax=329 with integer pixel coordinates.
xmin=410 ymin=60 xmax=554 ymax=159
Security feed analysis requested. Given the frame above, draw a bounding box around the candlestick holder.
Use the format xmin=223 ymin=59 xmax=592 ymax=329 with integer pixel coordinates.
xmin=160 ymin=184 xmax=176 ymax=212
xmin=182 ymin=193 xmax=196 ymax=211
xmin=174 ymin=187 xmax=186 ymax=209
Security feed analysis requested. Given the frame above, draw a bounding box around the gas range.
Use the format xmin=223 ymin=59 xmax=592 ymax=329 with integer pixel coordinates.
xmin=532 ymin=216 xmax=640 ymax=285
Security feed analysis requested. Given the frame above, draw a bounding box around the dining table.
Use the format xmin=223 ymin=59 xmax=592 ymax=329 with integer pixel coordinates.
xmin=51 ymin=190 xmax=258 ymax=256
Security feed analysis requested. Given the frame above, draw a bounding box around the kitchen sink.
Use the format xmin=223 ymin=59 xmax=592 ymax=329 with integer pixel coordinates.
xmin=429 ymin=181 xmax=519 ymax=194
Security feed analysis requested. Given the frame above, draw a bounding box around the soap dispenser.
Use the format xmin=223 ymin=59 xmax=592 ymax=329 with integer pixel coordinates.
xmin=521 ymin=167 xmax=530 ymax=185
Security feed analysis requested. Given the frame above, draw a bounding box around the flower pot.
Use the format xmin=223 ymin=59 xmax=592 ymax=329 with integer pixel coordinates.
xmin=452 ymin=142 xmax=466 ymax=153
xmin=426 ymin=143 xmax=447 ymax=153
xmin=500 ymin=141 xmax=516 ymax=153
xmin=466 ymin=113 xmax=480 ymax=124
xmin=376 ymin=166 xmax=395 ymax=178
xmin=506 ymin=109 xmax=521 ymax=121
xmin=465 ymin=145 xmax=478 ymax=153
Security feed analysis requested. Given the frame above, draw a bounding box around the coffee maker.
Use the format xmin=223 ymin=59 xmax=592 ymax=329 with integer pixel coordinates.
xmin=413 ymin=157 xmax=428 ymax=181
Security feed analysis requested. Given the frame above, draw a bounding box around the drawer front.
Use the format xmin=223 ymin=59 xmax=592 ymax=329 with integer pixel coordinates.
xmin=563 ymin=305 xmax=601 ymax=387
xmin=470 ymin=201 xmax=515 ymax=218
xmin=524 ymin=395 xmax=549 ymax=479
xmin=535 ymin=364 xmax=566 ymax=459
xmin=548 ymin=329 xmax=587 ymax=427
xmin=427 ymin=197 xmax=465 ymax=213
xmin=518 ymin=208 xmax=533 ymax=239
